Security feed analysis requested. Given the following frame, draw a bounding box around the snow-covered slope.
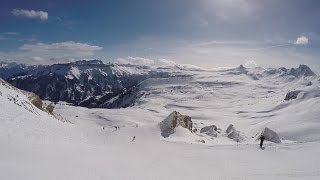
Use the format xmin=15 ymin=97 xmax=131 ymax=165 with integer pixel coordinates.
xmin=1 ymin=63 xmax=320 ymax=180
xmin=0 ymin=78 xmax=75 ymax=144
xmin=108 ymin=64 xmax=319 ymax=143
xmin=1 ymin=62 xmax=319 ymax=143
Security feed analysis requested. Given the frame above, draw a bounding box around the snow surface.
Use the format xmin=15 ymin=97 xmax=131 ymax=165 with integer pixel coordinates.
xmin=1 ymin=64 xmax=320 ymax=179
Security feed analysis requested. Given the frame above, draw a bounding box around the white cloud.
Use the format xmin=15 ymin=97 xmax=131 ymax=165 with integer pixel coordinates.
xmin=3 ymin=32 xmax=20 ymax=36
xmin=115 ymin=56 xmax=176 ymax=67
xmin=12 ymin=9 xmax=48 ymax=21
xmin=20 ymin=41 xmax=102 ymax=56
xmin=31 ymin=56 xmax=45 ymax=62
xmin=294 ymin=36 xmax=309 ymax=45
xmin=97 ymin=36 xmax=319 ymax=69
xmin=0 ymin=41 xmax=102 ymax=64
xmin=115 ymin=57 xmax=154 ymax=66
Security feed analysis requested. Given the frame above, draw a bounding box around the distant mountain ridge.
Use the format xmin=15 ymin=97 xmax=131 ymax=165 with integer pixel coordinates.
xmin=0 ymin=60 xmax=317 ymax=108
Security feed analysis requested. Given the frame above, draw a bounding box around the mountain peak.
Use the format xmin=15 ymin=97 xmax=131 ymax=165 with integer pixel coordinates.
xmin=235 ymin=64 xmax=247 ymax=72
xmin=289 ymin=64 xmax=316 ymax=77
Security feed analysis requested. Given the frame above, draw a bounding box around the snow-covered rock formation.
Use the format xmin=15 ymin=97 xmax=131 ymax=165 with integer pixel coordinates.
xmin=284 ymin=90 xmax=303 ymax=100
xmin=159 ymin=111 xmax=193 ymax=138
xmin=285 ymin=87 xmax=320 ymax=101
xmin=261 ymin=127 xmax=281 ymax=143
xmin=200 ymin=125 xmax=218 ymax=137
xmin=226 ymin=124 xmax=245 ymax=142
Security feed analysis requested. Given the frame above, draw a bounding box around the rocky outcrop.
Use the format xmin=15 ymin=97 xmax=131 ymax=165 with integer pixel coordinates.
xmin=160 ymin=111 xmax=193 ymax=138
xmin=200 ymin=125 xmax=218 ymax=137
xmin=261 ymin=127 xmax=281 ymax=143
xmin=226 ymin=124 xmax=245 ymax=142
xmin=25 ymin=92 xmax=43 ymax=111
xmin=23 ymin=88 xmax=57 ymax=116
xmin=196 ymin=140 xmax=205 ymax=143
xmin=226 ymin=124 xmax=235 ymax=134
xmin=284 ymin=90 xmax=302 ymax=100
xmin=306 ymin=81 xmax=312 ymax=86
xmin=45 ymin=103 xmax=55 ymax=115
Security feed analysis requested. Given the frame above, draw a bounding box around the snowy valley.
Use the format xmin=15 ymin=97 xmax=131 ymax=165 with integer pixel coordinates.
xmin=1 ymin=61 xmax=320 ymax=179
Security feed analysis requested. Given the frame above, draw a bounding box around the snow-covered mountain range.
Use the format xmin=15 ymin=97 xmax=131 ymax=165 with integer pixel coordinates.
xmin=1 ymin=60 xmax=320 ymax=143
xmin=0 ymin=60 xmax=171 ymax=108
xmin=0 ymin=60 xmax=317 ymax=110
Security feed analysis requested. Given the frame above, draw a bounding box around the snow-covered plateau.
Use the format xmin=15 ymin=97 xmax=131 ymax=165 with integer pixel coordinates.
xmin=1 ymin=61 xmax=320 ymax=179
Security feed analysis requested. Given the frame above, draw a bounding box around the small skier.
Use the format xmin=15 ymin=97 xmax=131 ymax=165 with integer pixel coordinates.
xmin=131 ymin=136 xmax=136 ymax=142
xmin=259 ymin=134 xmax=265 ymax=149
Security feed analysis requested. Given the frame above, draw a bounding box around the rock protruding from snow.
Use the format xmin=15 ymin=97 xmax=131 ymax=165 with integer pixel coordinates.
xmin=306 ymin=81 xmax=312 ymax=86
xmin=160 ymin=111 xmax=193 ymax=138
xmin=284 ymin=90 xmax=302 ymax=101
xmin=200 ymin=125 xmax=218 ymax=137
xmin=226 ymin=124 xmax=235 ymax=134
xmin=261 ymin=127 xmax=281 ymax=143
xmin=196 ymin=139 xmax=205 ymax=143
xmin=24 ymin=91 xmax=44 ymax=110
xmin=226 ymin=124 xmax=245 ymax=142
xmin=284 ymin=87 xmax=320 ymax=101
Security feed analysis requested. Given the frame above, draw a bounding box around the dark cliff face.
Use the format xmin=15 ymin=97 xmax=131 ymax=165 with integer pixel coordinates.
xmin=0 ymin=60 xmax=165 ymax=108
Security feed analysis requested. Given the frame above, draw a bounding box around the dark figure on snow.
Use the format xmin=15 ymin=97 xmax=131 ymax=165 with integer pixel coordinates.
xmin=259 ymin=135 xmax=265 ymax=148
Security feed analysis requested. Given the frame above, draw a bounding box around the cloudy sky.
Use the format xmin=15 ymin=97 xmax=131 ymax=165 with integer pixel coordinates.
xmin=0 ymin=0 xmax=320 ymax=68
